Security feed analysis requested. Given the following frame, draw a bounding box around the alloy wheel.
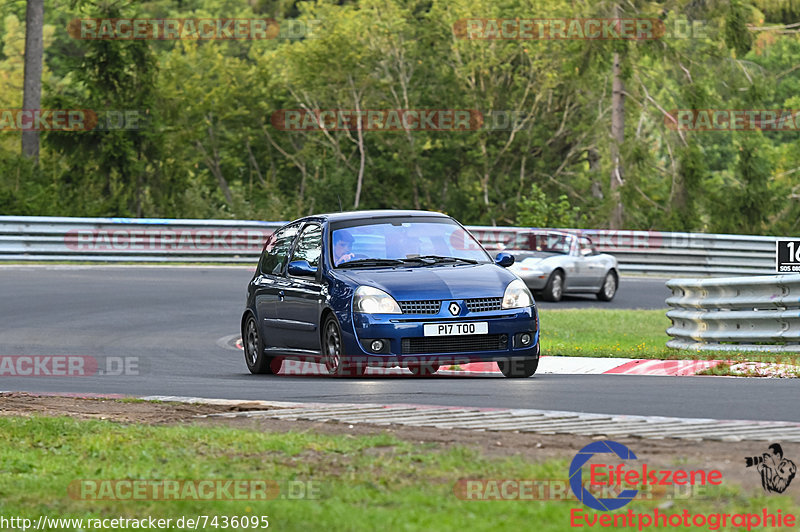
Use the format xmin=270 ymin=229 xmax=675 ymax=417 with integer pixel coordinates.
xmin=324 ymin=320 xmax=342 ymax=374
xmin=551 ymin=273 xmax=563 ymax=300
xmin=245 ymin=318 xmax=259 ymax=366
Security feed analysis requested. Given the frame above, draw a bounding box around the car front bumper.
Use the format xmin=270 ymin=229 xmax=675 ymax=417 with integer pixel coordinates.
xmin=343 ymin=306 xmax=539 ymax=367
xmin=511 ymin=271 xmax=549 ymax=291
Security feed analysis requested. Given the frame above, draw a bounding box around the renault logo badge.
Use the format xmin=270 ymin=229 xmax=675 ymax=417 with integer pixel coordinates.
xmin=448 ymin=302 xmax=461 ymax=316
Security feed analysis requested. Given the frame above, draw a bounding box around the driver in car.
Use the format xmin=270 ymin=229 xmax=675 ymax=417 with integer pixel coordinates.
xmin=333 ymin=231 xmax=356 ymax=266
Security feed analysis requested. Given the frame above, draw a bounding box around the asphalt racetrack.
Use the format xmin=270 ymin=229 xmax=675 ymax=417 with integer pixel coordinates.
xmin=0 ymin=266 xmax=796 ymax=423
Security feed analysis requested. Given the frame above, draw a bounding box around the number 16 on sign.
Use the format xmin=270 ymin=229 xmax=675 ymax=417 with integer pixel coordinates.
xmin=777 ymin=239 xmax=800 ymax=273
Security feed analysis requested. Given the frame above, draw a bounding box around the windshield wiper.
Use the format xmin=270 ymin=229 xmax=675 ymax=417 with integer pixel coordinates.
xmin=413 ymin=255 xmax=479 ymax=265
xmin=338 ymin=258 xmax=404 ymax=268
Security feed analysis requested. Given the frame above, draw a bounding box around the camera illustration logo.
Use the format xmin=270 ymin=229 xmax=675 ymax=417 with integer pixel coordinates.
xmin=569 ymin=440 xmax=638 ymax=511
xmin=745 ymin=443 xmax=796 ymax=494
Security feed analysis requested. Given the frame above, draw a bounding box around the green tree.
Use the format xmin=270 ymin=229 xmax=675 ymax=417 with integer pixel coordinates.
xmin=44 ymin=1 xmax=161 ymax=216
xmin=710 ymin=135 xmax=775 ymax=234
xmin=516 ymin=184 xmax=585 ymax=228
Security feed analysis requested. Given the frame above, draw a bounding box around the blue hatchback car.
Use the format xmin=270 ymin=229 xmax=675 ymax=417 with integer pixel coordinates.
xmin=241 ymin=210 xmax=539 ymax=377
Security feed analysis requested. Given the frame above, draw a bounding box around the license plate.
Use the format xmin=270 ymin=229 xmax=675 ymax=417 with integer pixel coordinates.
xmin=423 ymin=322 xmax=488 ymax=336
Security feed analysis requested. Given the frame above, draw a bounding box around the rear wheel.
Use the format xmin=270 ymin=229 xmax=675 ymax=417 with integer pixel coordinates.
xmin=498 ymin=357 xmax=539 ymax=378
xmin=596 ymin=272 xmax=618 ymax=301
xmin=542 ymin=270 xmax=564 ymax=302
xmin=322 ymin=315 xmax=366 ymax=377
xmin=243 ymin=315 xmax=280 ymax=374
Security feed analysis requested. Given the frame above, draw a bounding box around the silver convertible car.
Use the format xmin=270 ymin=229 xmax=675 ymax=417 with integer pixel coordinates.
xmin=489 ymin=230 xmax=619 ymax=302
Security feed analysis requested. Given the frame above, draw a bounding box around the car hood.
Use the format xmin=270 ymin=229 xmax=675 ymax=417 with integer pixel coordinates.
xmin=508 ymin=251 xmax=562 ymax=264
xmin=338 ymin=263 xmax=517 ymax=300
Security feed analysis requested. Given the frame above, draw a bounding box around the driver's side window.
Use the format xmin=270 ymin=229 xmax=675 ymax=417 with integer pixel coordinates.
xmin=579 ymin=237 xmax=595 ymax=256
xmin=290 ymin=224 xmax=322 ymax=269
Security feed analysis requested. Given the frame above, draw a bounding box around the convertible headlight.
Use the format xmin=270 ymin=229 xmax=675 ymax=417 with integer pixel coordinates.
xmin=502 ymin=279 xmax=534 ymax=309
xmin=354 ymin=286 xmax=401 ymax=314
xmin=511 ymin=264 xmax=544 ymax=274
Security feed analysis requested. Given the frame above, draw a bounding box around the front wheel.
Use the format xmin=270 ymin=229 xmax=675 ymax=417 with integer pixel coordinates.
xmin=596 ymin=272 xmax=618 ymax=301
xmin=498 ymin=357 xmax=539 ymax=378
xmin=542 ymin=271 xmax=564 ymax=302
xmin=243 ymin=315 xmax=280 ymax=374
xmin=322 ymin=315 xmax=366 ymax=377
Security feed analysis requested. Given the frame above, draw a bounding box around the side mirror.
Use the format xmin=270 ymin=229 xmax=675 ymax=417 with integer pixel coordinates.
xmin=495 ymin=252 xmax=515 ymax=267
xmin=288 ymin=260 xmax=317 ymax=277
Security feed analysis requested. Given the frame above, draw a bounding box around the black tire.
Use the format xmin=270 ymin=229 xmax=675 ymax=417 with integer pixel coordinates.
xmin=596 ymin=271 xmax=618 ymax=302
xmin=408 ymin=363 xmax=440 ymax=377
xmin=542 ymin=270 xmax=564 ymax=302
xmin=243 ymin=315 xmax=280 ymax=374
xmin=498 ymin=357 xmax=539 ymax=378
xmin=322 ymin=315 xmax=366 ymax=377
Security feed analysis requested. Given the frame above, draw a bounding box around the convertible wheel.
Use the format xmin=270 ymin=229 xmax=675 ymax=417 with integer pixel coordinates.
xmin=597 ymin=272 xmax=618 ymax=302
xmin=408 ymin=363 xmax=440 ymax=377
xmin=542 ymin=270 xmax=564 ymax=302
xmin=243 ymin=315 xmax=279 ymax=374
xmin=498 ymin=357 xmax=539 ymax=378
xmin=322 ymin=316 xmax=366 ymax=377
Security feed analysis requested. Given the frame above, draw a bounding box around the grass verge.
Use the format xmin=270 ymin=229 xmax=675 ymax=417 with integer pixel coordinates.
xmin=0 ymin=416 xmax=796 ymax=531
xmin=539 ymin=309 xmax=800 ymax=369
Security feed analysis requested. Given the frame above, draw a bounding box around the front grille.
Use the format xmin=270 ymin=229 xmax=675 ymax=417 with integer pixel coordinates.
xmin=399 ymin=300 xmax=440 ymax=314
xmin=465 ymin=297 xmax=502 ymax=313
xmin=402 ymin=334 xmax=507 ymax=354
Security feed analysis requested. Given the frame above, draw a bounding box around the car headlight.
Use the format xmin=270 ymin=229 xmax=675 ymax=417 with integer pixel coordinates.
xmin=502 ymin=279 xmax=534 ymax=309
xmin=354 ymin=286 xmax=401 ymax=314
xmin=511 ymin=264 xmax=544 ymax=274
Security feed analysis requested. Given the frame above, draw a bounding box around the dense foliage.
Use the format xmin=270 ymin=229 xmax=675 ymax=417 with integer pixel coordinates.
xmin=1 ymin=0 xmax=799 ymax=233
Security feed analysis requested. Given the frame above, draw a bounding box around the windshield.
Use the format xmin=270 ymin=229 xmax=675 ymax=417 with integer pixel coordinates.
xmin=331 ymin=218 xmax=491 ymax=267
xmin=528 ymin=232 xmax=574 ymax=254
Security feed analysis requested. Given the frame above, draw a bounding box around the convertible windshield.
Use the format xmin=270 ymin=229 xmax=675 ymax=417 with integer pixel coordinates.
xmin=331 ymin=218 xmax=491 ymax=267
xmin=528 ymin=232 xmax=574 ymax=254
xmin=473 ymin=228 xmax=575 ymax=254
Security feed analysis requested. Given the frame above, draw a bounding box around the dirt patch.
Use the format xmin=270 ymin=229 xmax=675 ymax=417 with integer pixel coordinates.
xmin=0 ymin=392 xmax=240 ymax=423
xmin=1 ymin=392 xmax=796 ymax=503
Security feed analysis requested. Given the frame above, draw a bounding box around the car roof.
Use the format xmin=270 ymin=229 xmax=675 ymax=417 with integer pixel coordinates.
xmin=292 ymin=209 xmax=452 ymax=224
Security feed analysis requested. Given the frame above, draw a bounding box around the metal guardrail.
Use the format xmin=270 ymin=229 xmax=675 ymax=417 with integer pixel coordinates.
xmin=0 ymin=216 xmax=282 ymax=263
xmin=665 ymin=274 xmax=800 ymax=352
xmin=0 ymin=215 xmax=790 ymax=276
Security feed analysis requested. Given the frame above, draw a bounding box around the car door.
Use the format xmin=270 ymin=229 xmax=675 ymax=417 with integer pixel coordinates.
xmin=276 ymin=223 xmax=325 ymax=352
xmin=254 ymin=223 xmax=301 ymax=350
xmin=555 ymin=234 xmax=581 ymax=291
xmin=578 ymin=236 xmax=607 ymax=289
